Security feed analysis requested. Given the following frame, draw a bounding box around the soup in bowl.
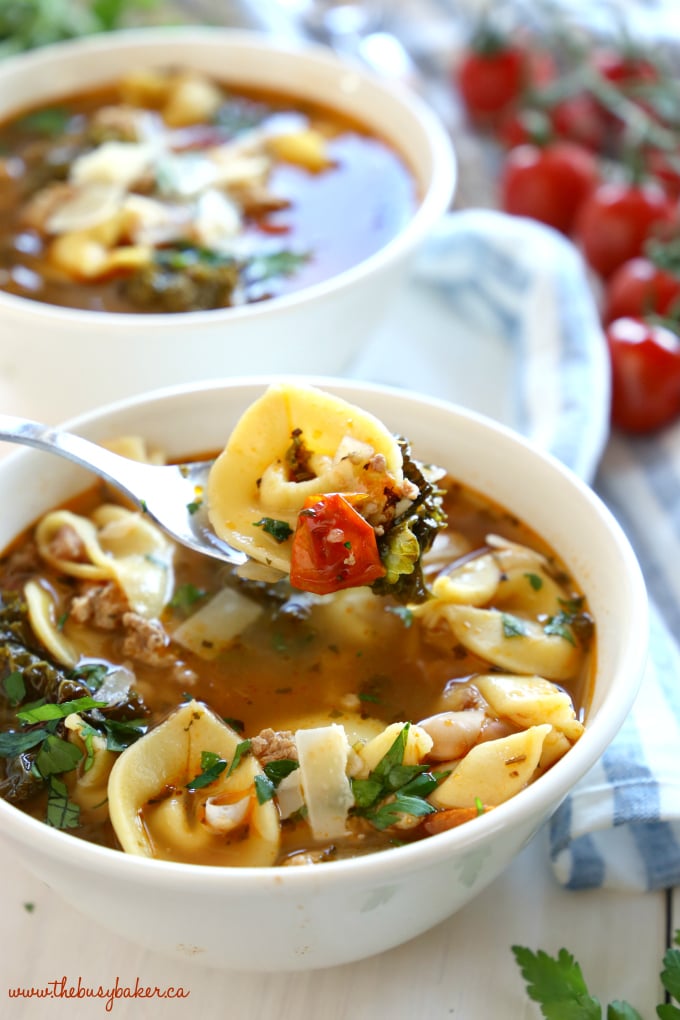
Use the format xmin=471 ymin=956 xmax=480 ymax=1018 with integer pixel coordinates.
xmin=0 ymin=379 xmax=646 ymax=971
xmin=0 ymin=29 xmax=455 ymax=417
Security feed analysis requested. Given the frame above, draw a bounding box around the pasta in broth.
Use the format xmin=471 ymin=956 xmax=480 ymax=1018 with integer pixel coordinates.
xmin=0 ymin=384 xmax=594 ymax=866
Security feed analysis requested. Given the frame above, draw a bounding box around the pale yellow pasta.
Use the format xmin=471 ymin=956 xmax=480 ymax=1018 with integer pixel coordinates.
xmin=108 ymin=700 xmax=280 ymax=866
xmin=207 ymin=382 xmax=406 ymax=572
xmin=428 ymin=724 xmax=552 ymax=809
xmin=35 ymin=504 xmax=173 ymax=618
xmin=23 ymin=579 xmax=79 ymax=668
xmin=429 ymin=604 xmax=581 ymax=681
xmin=64 ymin=714 xmax=117 ymax=825
xmin=474 ymin=674 xmax=584 ymax=743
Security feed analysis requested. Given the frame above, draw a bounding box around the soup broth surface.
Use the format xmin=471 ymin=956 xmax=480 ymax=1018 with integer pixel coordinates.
xmin=0 ymin=70 xmax=416 ymax=313
xmin=0 ymin=468 xmax=594 ymax=867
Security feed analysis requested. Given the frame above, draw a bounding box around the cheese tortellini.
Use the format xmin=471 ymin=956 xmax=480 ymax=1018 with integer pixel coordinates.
xmin=108 ymin=700 xmax=280 ymax=867
xmin=207 ymin=382 xmax=408 ymax=573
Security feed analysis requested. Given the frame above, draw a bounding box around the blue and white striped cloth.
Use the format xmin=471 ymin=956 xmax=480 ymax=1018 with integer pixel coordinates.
xmin=348 ymin=208 xmax=680 ymax=892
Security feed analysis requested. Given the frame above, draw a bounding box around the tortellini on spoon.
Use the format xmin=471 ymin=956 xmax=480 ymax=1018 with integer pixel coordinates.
xmin=207 ymin=383 xmax=437 ymax=597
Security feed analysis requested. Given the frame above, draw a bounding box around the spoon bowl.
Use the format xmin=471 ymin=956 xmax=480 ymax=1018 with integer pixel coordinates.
xmin=0 ymin=415 xmax=246 ymax=566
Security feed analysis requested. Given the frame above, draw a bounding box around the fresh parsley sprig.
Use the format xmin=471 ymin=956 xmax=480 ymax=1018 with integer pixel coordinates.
xmin=513 ymin=930 xmax=680 ymax=1018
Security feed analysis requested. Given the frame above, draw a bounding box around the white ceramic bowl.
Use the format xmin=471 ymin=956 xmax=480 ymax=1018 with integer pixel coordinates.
xmin=0 ymin=378 xmax=647 ymax=971
xmin=0 ymin=28 xmax=455 ymax=420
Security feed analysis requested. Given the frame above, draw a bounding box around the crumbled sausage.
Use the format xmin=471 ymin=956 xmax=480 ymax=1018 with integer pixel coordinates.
xmin=70 ymin=581 xmax=129 ymax=630
xmin=121 ymin=612 xmax=173 ymax=667
xmin=0 ymin=541 xmax=42 ymax=588
xmin=47 ymin=524 xmax=89 ymax=563
xmin=251 ymin=728 xmax=298 ymax=765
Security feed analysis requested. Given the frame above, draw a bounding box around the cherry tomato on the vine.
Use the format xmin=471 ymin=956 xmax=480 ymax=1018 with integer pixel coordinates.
xmin=604 ymin=256 xmax=680 ymax=324
xmin=457 ymin=39 xmax=526 ymax=127
xmin=606 ymin=315 xmax=680 ymax=433
xmin=574 ymin=181 xmax=677 ymax=278
xmin=499 ymin=141 xmax=599 ymax=234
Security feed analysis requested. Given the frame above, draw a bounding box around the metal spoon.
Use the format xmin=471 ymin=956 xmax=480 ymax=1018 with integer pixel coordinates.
xmin=0 ymin=414 xmax=247 ymax=566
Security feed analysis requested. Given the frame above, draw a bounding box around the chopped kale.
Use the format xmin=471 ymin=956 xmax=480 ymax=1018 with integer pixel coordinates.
xmin=371 ymin=439 xmax=447 ymax=604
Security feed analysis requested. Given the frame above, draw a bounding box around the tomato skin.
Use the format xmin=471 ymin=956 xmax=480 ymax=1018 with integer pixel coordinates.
xmin=550 ymin=92 xmax=606 ymax=152
xmin=574 ymin=181 xmax=677 ymax=279
xmin=606 ymin=316 xmax=680 ymax=433
xmin=289 ymin=493 xmax=385 ymax=595
xmin=457 ymin=43 xmax=526 ymax=126
xmin=604 ymin=256 xmax=680 ymax=324
xmin=499 ymin=141 xmax=599 ymax=234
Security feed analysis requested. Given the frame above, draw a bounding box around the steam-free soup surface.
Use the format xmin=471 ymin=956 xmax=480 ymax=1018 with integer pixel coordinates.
xmin=0 ymin=69 xmax=416 ymax=313
xmin=0 ymin=471 xmax=593 ymax=867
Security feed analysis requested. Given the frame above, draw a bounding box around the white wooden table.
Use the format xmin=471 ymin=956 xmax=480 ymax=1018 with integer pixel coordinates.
xmin=0 ymin=831 xmax=667 ymax=1018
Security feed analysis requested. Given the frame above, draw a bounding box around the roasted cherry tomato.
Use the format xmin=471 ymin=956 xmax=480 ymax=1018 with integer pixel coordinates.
xmin=606 ymin=315 xmax=680 ymax=433
xmin=574 ymin=181 xmax=677 ymax=278
xmin=604 ymin=255 xmax=680 ymax=324
xmin=289 ymin=493 xmax=385 ymax=595
xmin=499 ymin=141 xmax=599 ymax=234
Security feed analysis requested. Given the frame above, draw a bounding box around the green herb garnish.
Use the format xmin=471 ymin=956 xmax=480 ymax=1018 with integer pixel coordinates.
xmin=513 ymin=930 xmax=680 ymax=1018
xmin=351 ymin=724 xmax=440 ymax=831
xmin=502 ymin=613 xmax=529 ymax=638
xmin=253 ymin=517 xmax=294 ymax=543
xmin=170 ymin=583 xmax=207 ymax=612
xmin=185 ymin=750 xmax=228 ymax=790
xmin=524 ymin=572 xmax=544 ymax=591
xmin=2 ymin=670 xmax=26 ymax=706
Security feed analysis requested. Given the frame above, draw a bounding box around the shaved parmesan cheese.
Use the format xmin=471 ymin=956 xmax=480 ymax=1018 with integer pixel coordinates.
xmin=172 ymin=586 xmax=263 ymax=660
xmin=295 ymin=724 xmax=354 ymax=840
xmin=71 ymin=141 xmax=156 ymax=189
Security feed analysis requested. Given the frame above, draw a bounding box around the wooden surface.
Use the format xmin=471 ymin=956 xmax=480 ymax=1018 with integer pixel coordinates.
xmin=0 ymin=831 xmax=668 ymax=1018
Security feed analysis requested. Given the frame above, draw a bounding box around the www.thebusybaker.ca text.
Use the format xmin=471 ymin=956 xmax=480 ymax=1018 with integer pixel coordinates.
xmin=8 ymin=975 xmax=191 ymax=1012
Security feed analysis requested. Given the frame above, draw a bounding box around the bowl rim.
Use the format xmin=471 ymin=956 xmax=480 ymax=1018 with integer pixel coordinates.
xmin=0 ymin=376 xmax=648 ymax=891
xmin=0 ymin=26 xmax=456 ymax=329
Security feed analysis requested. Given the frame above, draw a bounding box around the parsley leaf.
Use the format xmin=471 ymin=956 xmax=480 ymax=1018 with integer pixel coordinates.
xmin=502 ymin=613 xmax=529 ymax=638
xmin=525 ymin=572 xmax=544 ymax=591
xmin=350 ymin=723 xmax=440 ymax=830
xmin=45 ymin=777 xmax=80 ymax=830
xmin=254 ymin=773 xmax=276 ymax=803
xmin=511 ymin=945 xmax=604 ymax=1019
xmin=253 ymin=517 xmax=293 ymax=543
xmin=263 ymin=758 xmax=299 ymax=786
xmin=2 ymin=670 xmax=26 ymax=706
xmin=17 ymin=696 xmax=107 ymax=724
xmin=185 ymin=751 xmax=228 ymax=790
xmin=33 ymin=734 xmax=83 ymax=778
xmin=170 ymin=583 xmax=207 ymax=613
xmin=543 ymin=612 xmax=577 ymax=646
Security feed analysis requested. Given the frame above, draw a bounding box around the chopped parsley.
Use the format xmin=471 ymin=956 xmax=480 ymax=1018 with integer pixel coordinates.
xmin=524 ymin=572 xmax=543 ymax=591
xmin=350 ymin=724 xmax=441 ymax=831
xmin=501 ymin=613 xmax=529 ymax=638
xmin=253 ymin=517 xmax=294 ymax=543
xmin=2 ymin=670 xmax=25 ymax=706
xmin=185 ymin=750 xmax=228 ymax=790
xmin=170 ymin=583 xmax=207 ymax=613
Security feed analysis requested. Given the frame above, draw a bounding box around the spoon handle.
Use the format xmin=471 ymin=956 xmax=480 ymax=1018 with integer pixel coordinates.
xmin=0 ymin=414 xmax=150 ymax=508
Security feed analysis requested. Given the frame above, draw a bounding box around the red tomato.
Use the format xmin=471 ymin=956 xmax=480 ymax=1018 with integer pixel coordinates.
xmin=574 ymin=181 xmax=677 ymax=278
xmin=604 ymin=256 xmax=680 ymax=323
xmin=499 ymin=141 xmax=599 ymax=234
xmin=289 ymin=493 xmax=385 ymax=595
xmin=549 ymin=92 xmax=607 ymax=152
xmin=593 ymin=48 xmax=659 ymax=88
xmin=457 ymin=39 xmax=526 ymax=126
xmin=606 ymin=316 xmax=680 ymax=433
xmin=646 ymin=148 xmax=680 ymax=199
